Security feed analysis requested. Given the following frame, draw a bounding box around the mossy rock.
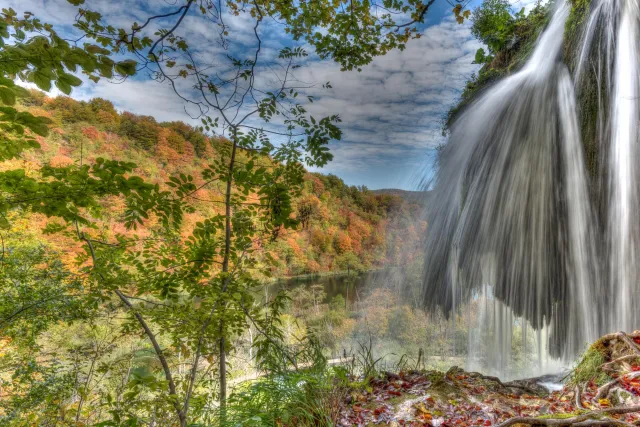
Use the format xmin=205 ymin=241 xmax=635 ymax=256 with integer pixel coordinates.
xmin=537 ymin=411 xmax=586 ymax=419
xmin=444 ymin=2 xmax=551 ymax=130
xmin=424 ymin=368 xmax=470 ymax=402
xmin=568 ymin=343 xmax=611 ymax=387
xmin=564 ymin=0 xmax=593 ymax=68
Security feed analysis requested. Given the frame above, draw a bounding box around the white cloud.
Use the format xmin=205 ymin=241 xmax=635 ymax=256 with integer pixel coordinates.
xmin=8 ymin=0 xmax=482 ymax=189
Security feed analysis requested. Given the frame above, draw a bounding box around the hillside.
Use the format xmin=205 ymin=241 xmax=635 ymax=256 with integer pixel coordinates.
xmin=372 ymin=188 xmax=429 ymax=201
xmin=4 ymin=90 xmax=425 ymax=278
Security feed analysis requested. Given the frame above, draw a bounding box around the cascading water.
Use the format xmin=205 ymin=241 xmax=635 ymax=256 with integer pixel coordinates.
xmin=421 ymin=0 xmax=640 ymax=379
xmin=607 ymin=0 xmax=640 ymax=333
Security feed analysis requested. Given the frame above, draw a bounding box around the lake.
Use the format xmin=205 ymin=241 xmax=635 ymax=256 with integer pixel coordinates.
xmin=271 ymin=270 xmax=387 ymax=303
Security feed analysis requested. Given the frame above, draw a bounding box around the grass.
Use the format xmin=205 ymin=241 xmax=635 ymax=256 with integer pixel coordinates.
xmin=220 ymin=337 xmax=385 ymax=426
xmin=567 ymin=344 xmax=610 ymax=388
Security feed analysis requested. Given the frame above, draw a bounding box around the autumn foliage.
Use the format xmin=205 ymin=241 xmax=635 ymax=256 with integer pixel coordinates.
xmin=15 ymin=91 xmax=424 ymax=277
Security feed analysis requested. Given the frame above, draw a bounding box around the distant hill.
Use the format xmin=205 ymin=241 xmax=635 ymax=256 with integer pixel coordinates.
xmin=8 ymin=90 xmax=426 ymax=277
xmin=371 ymin=188 xmax=429 ymax=201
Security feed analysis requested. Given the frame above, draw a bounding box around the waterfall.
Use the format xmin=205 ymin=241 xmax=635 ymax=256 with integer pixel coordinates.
xmin=422 ymin=0 xmax=640 ymax=379
xmin=608 ymin=0 xmax=640 ymax=333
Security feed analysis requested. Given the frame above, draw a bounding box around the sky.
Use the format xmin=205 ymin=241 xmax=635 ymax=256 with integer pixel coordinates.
xmin=6 ymin=0 xmax=536 ymax=190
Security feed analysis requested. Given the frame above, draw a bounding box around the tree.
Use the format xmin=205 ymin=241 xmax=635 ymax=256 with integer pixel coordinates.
xmin=163 ymin=121 xmax=210 ymax=157
xmin=296 ymin=195 xmax=321 ymax=229
xmin=336 ymin=251 xmax=364 ymax=274
xmin=88 ymin=97 xmax=120 ymax=130
xmin=118 ymin=112 xmax=160 ymax=151
xmin=471 ymin=0 xmax=516 ymax=54
xmin=1 ymin=0 xmax=448 ymax=423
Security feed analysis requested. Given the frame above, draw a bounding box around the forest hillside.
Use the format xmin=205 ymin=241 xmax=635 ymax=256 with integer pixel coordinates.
xmin=3 ymin=90 xmax=424 ymax=278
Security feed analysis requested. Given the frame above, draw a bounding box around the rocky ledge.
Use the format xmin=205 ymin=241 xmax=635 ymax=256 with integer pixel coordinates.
xmin=337 ymin=332 xmax=640 ymax=426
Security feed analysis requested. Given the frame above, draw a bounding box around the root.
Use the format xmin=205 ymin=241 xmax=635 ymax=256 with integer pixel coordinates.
xmin=573 ymin=419 xmax=636 ymax=427
xmin=597 ymin=332 xmax=640 ymax=356
xmin=618 ymin=333 xmax=640 ymax=357
xmin=603 ymin=355 xmax=640 ymax=372
xmin=575 ymin=385 xmax=585 ymax=410
xmin=496 ymin=405 xmax=640 ymax=427
xmin=571 ymin=330 xmax=640 ymax=403
xmin=470 ymin=372 xmax=544 ymax=395
xmin=595 ymin=372 xmax=640 ymax=401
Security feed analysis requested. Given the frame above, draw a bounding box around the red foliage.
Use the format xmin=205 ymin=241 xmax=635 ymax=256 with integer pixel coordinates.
xmin=333 ymin=231 xmax=352 ymax=254
xmin=82 ymin=126 xmax=102 ymax=140
xmin=35 ymin=135 xmax=49 ymax=152
xmin=49 ymin=154 xmax=74 ymax=167
xmin=305 ymin=259 xmax=321 ymax=273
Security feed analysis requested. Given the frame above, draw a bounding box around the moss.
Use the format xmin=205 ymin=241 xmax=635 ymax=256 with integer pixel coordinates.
xmin=537 ymin=411 xmax=587 ymax=419
xmin=562 ymin=0 xmax=605 ymax=182
xmin=424 ymin=369 xmax=469 ymax=402
xmin=444 ymin=2 xmax=551 ymax=130
xmin=425 ymin=370 xmax=446 ymax=384
xmin=564 ymin=0 xmax=592 ymax=66
xmin=567 ymin=344 xmax=611 ymax=387
xmin=445 ymin=67 xmax=506 ymax=130
xmin=574 ymin=74 xmax=602 ymax=178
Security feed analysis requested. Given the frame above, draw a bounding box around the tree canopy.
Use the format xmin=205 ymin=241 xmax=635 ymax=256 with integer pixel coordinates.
xmin=0 ymin=0 xmax=443 ymax=424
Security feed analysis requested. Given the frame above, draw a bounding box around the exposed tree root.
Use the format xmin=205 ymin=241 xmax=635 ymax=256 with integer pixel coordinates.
xmin=573 ymin=419 xmax=635 ymax=427
xmin=603 ymin=355 xmax=640 ymax=372
xmin=468 ymin=371 xmax=545 ymax=395
xmin=505 ymin=332 xmax=640 ymax=427
xmin=575 ymin=385 xmax=585 ymax=410
xmin=597 ymin=332 xmax=640 ymax=357
xmin=596 ymin=372 xmax=640 ymax=400
xmin=496 ymin=405 xmax=640 ymax=427
xmin=619 ymin=334 xmax=640 ymax=356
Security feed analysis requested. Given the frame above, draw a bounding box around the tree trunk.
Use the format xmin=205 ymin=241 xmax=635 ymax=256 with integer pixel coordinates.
xmin=219 ymin=127 xmax=238 ymax=419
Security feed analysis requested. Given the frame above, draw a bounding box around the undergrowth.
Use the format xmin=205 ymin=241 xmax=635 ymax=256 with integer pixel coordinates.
xmin=444 ymin=1 xmax=551 ymax=130
xmin=567 ymin=344 xmax=610 ymax=387
xmin=218 ymin=337 xmax=391 ymax=426
xmin=222 ymin=367 xmax=346 ymax=426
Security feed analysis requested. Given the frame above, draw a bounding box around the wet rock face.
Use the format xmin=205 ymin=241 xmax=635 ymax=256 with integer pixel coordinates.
xmin=504 ymin=374 xmax=564 ymax=396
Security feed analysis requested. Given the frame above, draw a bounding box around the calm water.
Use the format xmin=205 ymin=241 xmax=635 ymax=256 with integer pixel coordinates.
xmin=272 ymin=270 xmax=384 ymax=303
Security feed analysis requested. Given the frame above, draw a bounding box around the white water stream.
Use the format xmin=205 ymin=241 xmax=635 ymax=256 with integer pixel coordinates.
xmin=422 ymin=0 xmax=640 ymax=379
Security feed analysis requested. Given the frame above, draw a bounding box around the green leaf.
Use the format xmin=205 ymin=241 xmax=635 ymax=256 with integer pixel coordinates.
xmin=55 ymin=79 xmax=72 ymax=95
xmin=0 ymin=87 xmax=16 ymax=105
xmin=474 ymin=48 xmax=487 ymax=64
xmin=0 ymin=77 xmax=15 ymax=88
xmin=67 ymin=0 xmax=86 ymax=5
xmin=85 ymin=44 xmax=110 ymax=55
xmin=31 ymin=71 xmax=52 ymax=92
xmin=115 ymin=60 xmax=137 ymax=76
xmin=59 ymin=73 xmax=83 ymax=87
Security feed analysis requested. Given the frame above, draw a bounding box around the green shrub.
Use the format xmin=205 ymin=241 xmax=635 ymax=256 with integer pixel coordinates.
xmin=118 ymin=112 xmax=159 ymax=151
xmin=471 ymin=0 xmax=516 ymax=54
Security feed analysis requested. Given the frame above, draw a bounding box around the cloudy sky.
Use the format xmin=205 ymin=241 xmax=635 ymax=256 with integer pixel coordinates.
xmin=6 ymin=0 xmax=532 ymax=189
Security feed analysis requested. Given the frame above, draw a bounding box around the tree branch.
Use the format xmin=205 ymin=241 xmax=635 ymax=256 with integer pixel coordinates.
xmin=496 ymin=405 xmax=640 ymax=427
xmin=77 ymin=227 xmax=185 ymax=424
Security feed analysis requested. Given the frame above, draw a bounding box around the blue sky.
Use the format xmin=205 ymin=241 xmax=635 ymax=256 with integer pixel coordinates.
xmin=7 ymin=0 xmax=535 ymax=190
